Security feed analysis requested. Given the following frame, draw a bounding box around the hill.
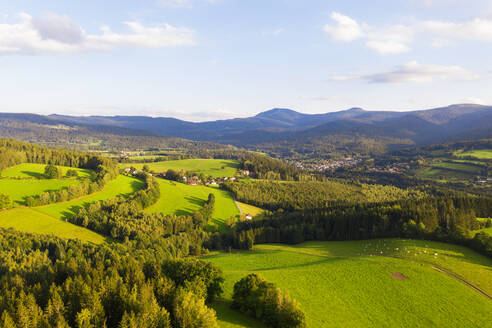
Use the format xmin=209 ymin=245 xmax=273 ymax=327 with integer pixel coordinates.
xmin=2 ymin=104 xmax=491 ymax=157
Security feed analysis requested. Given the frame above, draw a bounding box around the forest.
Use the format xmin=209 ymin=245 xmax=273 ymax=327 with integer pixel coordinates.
xmin=1 ymin=138 xmax=492 ymax=327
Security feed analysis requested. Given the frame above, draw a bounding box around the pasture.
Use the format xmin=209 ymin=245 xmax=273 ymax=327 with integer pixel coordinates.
xmin=473 ymin=228 xmax=492 ymax=236
xmin=204 ymin=239 xmax=492 ymax=328
xmin=236 ymin=201 xmax=263 ymax=217
xmin=0 ymin=179 xmax=81 ymax=206
xmin=431 ymin=161 xmax=482 ymax=173
xmin=145 ymin=178 xmax=239 ymax=231
xmin=415 ymin=160 xmax=483 ymax=182
xmin=120 ymin=159 xmax=240 ymax=178
xmin=36 ymin=175 xmax=144 ymax=219
xmin=0 ymin=207 xmax=104 ymax=244
xmin=1 ymin=163 xmax=91 ymax=179
xmin=457 ymin=149 xmax=492 ymax=159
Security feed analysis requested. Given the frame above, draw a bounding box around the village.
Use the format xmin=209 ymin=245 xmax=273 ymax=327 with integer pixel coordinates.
xmin=294 ymin=157 xmax=362 ymax=172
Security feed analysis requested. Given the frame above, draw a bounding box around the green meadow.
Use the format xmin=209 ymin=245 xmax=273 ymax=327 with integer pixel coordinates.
xmin=120 ymin=159 xmax=240 ymax=178
xmin=457 ymin=149 xmax=492 ymax=159
xmin=204 ymin=239 xmax=492 ymax=328
xmin=36 ymin=175 xmax=144 ymax=219
xmin=145 ymin=178 xmax=239 ymax=231
xmin=416 ymin=160 xmax=483 ymax=181
xmin=128 ymin=155 xmax=167 ymax=160
xmin=1 ymin=163 xmax=92 ymax=179
xmin=473 ymin=227 xmax=492 ymax=236
xmin=432 ymin=161 xmax=481 ymax=173
xmin=0 ymin=207 xmax=104 ymax=244
xmin=0 ymin=179 xmax=81 ymax=206
xmin=236 ymin=201 xmax=263 ymax=217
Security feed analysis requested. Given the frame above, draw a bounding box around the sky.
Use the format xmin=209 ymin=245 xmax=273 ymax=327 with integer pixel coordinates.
xmin=1 ymin=0 xmax=492 ymax=121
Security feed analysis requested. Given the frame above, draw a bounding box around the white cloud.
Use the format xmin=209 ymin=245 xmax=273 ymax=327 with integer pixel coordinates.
xmin=323 ymin=12 xmax=492 ymax=54
xmin=420 ymin=18 xmax=492 ymax=42
xmin=364 ymin=61 xmax=478 ymax=83
xmin=323 ymin=12 xmax=412 ymax=54
xmin=366 ymin=25 xmax=414 ymax=54
xmin=0 ymin=12 xmax=195 ymax=55
xmin=158 ymin=0 xmax=193 ymax=8
xmin=331 ymin=61 xmax=478 ymax=83
xmin=323 ymin=12 xmax=364 ymax=41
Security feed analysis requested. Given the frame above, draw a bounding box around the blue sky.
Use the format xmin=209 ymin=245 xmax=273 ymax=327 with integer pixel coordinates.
xmin=1 ymin=0 xmax=492 ymax=121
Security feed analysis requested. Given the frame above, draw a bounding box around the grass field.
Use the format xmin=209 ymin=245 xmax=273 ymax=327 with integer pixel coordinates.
xmin=120 ymin=159 xmax=240 ymax=178
xmin=36 ymin=175 xmax=144 ymax=219
xmin=1 ymin=163 xmax=92 ymax=179
xmin=145 ymin=178 xmax=239 ymax=231
xmin=0 ymin=207 xmax=104 ymax=244
xmin=457 ymin=149 xmax=492 ymax=159
xmin=204 ymin=239 xmax=492 ymax=328
xmin=236 ymin=201 xmax=263 ymax=217
xmin=432 ymin=161 xmax=482 ymax=173
xmin=473 ymin=227 xmax=492 ymax=236
xmin=128 ymin=155 xmax=167 ymax=160
xmin=0 ymin=179 xmax=82 ymax=206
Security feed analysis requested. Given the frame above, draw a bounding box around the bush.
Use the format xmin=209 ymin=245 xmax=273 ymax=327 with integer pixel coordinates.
xmin=0 ymin=194 xmax=11 ymax=210
xmin=66 ymin=169 xmax=79 ymax=177
xmin=44 ymin=164 xmax=62 ymax=179
xmin=232 ymin=274 xmax=306 ymax=328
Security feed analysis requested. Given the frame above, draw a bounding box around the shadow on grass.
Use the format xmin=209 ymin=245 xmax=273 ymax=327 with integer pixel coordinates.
xmin=20 ymin=170 xmax=45 ymax=179
xmin=212 ymin=300 xmax=265 ymax=328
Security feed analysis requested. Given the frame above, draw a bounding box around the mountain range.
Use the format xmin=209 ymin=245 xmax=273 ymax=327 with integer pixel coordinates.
xmin=1 ymin=104 xmax=491 ymax=155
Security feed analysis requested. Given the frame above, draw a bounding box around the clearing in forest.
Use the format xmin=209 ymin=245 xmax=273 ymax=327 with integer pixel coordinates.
xmin=120 ymin=159 xmax=240 ymax=178
xmin=35 ymin=175 xmax=145 ymax=219
xmin=145 ymin=178 xmax=239 ymax=231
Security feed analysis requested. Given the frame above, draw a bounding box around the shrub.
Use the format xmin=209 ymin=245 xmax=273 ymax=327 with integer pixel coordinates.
xmin=66 ymin=169 xmax=79 ymax=177
xmin=232 ymin=274 xmax=307 ymax=328
xmin=44 ymin=164 xmax=62 ymax=179
xmin=0 ymin=194 xmax=11 ymax=210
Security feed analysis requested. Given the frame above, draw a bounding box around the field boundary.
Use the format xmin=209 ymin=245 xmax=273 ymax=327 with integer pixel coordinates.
xmin=431 ymin=264 xmax=492 ymax=300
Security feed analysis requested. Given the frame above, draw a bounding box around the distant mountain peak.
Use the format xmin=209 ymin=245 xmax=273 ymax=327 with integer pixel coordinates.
xmin=255 ymin=108 xmax=301 ymax=118
xmin=345 ymin=107 xmax=365 ymax=112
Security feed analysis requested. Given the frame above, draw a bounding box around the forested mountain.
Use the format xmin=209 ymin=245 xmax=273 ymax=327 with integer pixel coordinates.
xmin=1 ymin=104 xmax=491 ymax=156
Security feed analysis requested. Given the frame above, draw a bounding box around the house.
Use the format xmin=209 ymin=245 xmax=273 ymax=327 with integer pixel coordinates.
xmin=245 ymin=214 xmax=253 ymax=220
xmin=124 ymin=167 xmax=131 ymax=173
xmin=242 ymin=170 xmax=250 ymax=176
xmin=209 ymin=180 xmax=217 ymax=186
xmin=230 ymin=177 xmax=236 ymax=181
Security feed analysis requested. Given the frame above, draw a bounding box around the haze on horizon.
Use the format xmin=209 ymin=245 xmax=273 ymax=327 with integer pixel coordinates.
xmin=1 ymin=0 xmax=492 ymax=121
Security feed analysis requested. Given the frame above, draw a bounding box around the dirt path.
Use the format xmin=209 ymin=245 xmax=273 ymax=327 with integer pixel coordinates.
xmin=233 ymin=197 xmax=243 ymax=215
xmin=431 ymin=264 xmax=492 ymax=300
xmin=384 ymin=255 xmax=492 ymax=301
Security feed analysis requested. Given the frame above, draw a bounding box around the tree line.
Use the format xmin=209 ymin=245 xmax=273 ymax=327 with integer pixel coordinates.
xmin=217 ymin=196 xmax=492 ymax=258
xmin=223 ymin=180 xmax=426 ymax=212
